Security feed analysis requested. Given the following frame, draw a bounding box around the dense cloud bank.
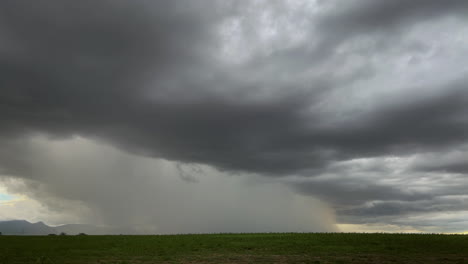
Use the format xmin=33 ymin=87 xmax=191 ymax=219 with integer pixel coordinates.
xmin=0 ymin=0 xmax=467 ymax=232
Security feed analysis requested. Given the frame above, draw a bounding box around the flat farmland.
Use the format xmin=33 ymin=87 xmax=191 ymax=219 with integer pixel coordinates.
xmin=1 ymin=233 xmax=467 ymax=264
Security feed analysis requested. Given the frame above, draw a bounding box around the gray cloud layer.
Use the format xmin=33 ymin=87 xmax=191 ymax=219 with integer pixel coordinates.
xmin=1 ymin=0 xmax=467 ymax=232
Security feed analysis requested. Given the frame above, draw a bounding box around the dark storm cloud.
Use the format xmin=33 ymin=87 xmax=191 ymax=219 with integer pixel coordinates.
xmin=339 ymin=196 xmax=468 ymax=220
xmin=294 ymin=178 xmax=432 ymax=208
xmin=337 ymin=194 xmax=468 ymax=232
xmin=323 ymin=0 xmax=468 ymax=32
xmin=410 ymin=148 xmax=468 ymax=174
xmin=266 ymin=0 xmax=468 ymax=77
xmin=327 ymin=82 xmax=468 ymax=155
xmin=291 ymin=153 xmax=468 ymax=227
xmin=416 ymin=163 xmax=468 ymax=174
xmin=0 ymin=0 xmax=326 ymax=175
xmin=1 ymin=0 xmax=467 ymax=175
xmin=1 ymin=0 xmax=468 ymax=231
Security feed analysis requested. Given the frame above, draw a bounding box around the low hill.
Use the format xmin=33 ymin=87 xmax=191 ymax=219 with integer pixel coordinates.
xmin=0 ymin=220 xmax=56 ymax=235
xmin=0 ymin=220 xmax=125 ymax=235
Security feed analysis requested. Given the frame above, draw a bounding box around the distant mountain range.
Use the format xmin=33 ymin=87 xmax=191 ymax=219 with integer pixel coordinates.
xmin=0 ymin=220 xmax=134 ymax=235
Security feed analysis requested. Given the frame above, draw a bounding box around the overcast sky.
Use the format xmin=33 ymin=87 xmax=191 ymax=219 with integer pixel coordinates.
xmin=1 ymin=0 xmax=467 ymax=233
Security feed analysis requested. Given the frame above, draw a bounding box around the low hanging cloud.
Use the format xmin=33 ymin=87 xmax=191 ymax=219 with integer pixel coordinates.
xmin=0 ymin=0 xmax=467 ymax=232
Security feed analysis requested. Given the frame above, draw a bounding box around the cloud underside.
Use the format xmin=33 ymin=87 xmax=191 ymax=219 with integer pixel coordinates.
xmin=0 ymin=0 xmax=467 ymax=232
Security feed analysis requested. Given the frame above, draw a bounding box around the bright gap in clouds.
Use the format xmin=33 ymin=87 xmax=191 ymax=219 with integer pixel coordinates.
xmin=0 ymin=192 xmax=14 ymax=201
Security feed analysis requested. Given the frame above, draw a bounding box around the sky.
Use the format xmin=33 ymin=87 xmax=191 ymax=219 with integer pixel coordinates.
xmin=0 ymin=0 xmax=467 ymax=233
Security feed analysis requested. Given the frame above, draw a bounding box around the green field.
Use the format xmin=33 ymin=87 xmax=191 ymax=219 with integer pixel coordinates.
xmin=1 ymin=233 xmax=467 ymax=264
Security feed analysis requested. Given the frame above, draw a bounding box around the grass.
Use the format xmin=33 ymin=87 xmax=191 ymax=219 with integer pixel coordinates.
xmin=0 ymin=233 xmax=467 ymax=263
